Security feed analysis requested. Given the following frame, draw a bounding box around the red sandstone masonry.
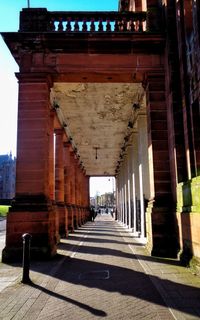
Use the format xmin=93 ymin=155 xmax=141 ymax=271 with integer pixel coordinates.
xmin=146 ymin=73 xmax=177 ymax=256
xmin=6 ymin=210 xmax=56 ymax=249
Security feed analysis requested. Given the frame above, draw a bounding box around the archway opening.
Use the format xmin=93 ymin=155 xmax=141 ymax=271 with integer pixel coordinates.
xmin=90 ymin=176 xmax=116 ymax=215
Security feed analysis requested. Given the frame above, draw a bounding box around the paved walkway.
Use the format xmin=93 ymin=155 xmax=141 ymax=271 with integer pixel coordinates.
xmin=0 ymin=214 xmax=200 ymax=319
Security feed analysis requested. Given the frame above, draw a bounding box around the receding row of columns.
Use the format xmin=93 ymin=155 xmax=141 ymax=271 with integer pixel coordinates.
xmin=3 ymin=71 xmax=179 ymax=261
xmin=54 ymin=127 xmax=90 ymax=240
xmin=2 ymin=74 xmax=90 ymax=262
xmin=116 ymin=115 xmax=150 ymax=241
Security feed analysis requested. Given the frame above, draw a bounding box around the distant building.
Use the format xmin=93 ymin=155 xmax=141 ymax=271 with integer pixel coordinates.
xmin=100 ymin=192 xmax=115 ymax=208
xmin=0 ymin=153 xmax=16 ymax=199
xmin=91 ymin=192 xmax=115 ymax=208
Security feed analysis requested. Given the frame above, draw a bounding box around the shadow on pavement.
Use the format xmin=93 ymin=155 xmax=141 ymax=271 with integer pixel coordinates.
xmin=30 ymin=282 xmax=107 ymax=317
xmin=27 ymin=221 xmax=200 ymax=319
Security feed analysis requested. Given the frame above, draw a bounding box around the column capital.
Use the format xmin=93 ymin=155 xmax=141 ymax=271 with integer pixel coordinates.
xmin=54 ymin=128 xmax=65 ymax=136
xmin=63 ymin=141 xmax=74 ymax=153
xmin=16 ymin=72 xmax=53 ymax=87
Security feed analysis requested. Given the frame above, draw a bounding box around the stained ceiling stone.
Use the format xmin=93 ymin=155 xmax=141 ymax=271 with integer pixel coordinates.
xmin=51 ymin=83 xmax=144 ymax=176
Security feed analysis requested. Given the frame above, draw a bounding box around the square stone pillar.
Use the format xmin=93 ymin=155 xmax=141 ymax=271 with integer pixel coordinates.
xmin=74 ymin=158 xmax=82 ymax=227
xmin=146 ymin=72 xmax=179 ymax=257
xmin=146 ymin=0 xmax=162 ymax=32
xmin=84 ymin=175 xmax=90 ymax=221
xmin=55 ymin=128 xmax=67 ymax=238
xmin=69 ymin=150 xmax=77 ymax=229
xmin=131 ymin=132 xmax=140 ymax=235
xmin=3 ymin=73 xmax=57 ymax=262
xmin=64 ymin=142 xmax=74 ymax=232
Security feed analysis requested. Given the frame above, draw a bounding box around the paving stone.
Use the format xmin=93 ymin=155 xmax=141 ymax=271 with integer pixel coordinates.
xmin=0 ymin=215 xmax=200 ymax=319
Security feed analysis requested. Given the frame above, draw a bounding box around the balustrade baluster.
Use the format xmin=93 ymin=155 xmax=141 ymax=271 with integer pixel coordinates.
xmin=82 ymin=18 xmax=87 ymax=32
xmin=74 ymin=18 xmax=79 ymax=31
xmin=58 ymin=18 xmax=63 ymax=31
xmin=98 ymin=18 xmax=103 ymax=32
xmin=106 ymin=19 xmax=111 ymax=32
xmin=138 ymin=20 xmax=143 ymax=32
xmin=118 ymin=19 xmax=123 ymax=31
xmin=66 ymin=18 xmax=71 ymax=32
xmin=130 ymin=19 xmax=135 ymax=31
xmin=122 ymin=17 xmax=127 ymax=31
xmin=90 ymin=18 xmax=95 ymax=32
xmin=49 ymin=19 xmax=55 ymax=31
xmin=114 ymin=19 xmax=119 ymax=32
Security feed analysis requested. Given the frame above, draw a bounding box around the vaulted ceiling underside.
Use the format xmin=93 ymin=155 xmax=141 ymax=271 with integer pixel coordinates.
xmin=51 ymin=82 xmax=145 ymax=176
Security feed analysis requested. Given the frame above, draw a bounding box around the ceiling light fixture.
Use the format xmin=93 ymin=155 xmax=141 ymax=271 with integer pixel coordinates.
xmin=128 ymin=121 xmax=133 ymax=128
xmin=132 ymin=103 xmax=140 ymax=110
xmin=93 ymin=147 xmax=100 ymax=160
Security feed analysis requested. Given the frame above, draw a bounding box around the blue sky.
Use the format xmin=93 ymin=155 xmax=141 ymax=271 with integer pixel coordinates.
xmin=0 ymin=0 xmax=118 ymax=195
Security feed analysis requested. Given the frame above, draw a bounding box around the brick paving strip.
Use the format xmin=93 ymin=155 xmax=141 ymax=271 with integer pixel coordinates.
xmin=0 ymin=214 xmax=199 ymax=319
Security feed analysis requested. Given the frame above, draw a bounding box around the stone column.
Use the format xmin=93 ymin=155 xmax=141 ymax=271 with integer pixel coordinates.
xmin=69 ymin=150 xmax=77 ymax=229
xmin=49 ymin=111 xmax=55 ymax=201
xmin=116 ymin=175 xmax=120 ymax=222
xmin=146 ymin=72 xmax=179 ymax=257
xmin=81 ymin=169 xmax=86 ymax=224
xmin=85 ymin=175 xmax=90 ymax=221
xmin=63 ymin=142 xmax=71 ymax=236
xmin=120 ymin=169 xmax=125 ymax=224
xmin=64 ymin=142 xmax=74 ymax=232
xmin=3 ymin=73 xmax=57 ymax=262
xmin=55 ymin=129 xmax=67 ymax=238
xmin=131 ymin=132 xmax=140 ymax=235
xmin=119 ymin=178 xmax=123 ymax=222
xmin=78 ymin=162 xmax=81 ymax=225
xmin=138 ymin=116 xmax=147 ymax=239
xmin=80 ymin=169 xmax=87 ymax=224
xmin=146 ymin=0 xmax=162 ymax=32
xmin=74 ymin=157 xmax=80 ymax=228
xmin=127 ymin=146 xmax=132 ymax=229
xmin=123 ymin=161 xmax=128 ymax=226
xmin=128 ymin=0 xmax=144 ymax=11
xmin=117 ymin=175 xmax=122 ymax=222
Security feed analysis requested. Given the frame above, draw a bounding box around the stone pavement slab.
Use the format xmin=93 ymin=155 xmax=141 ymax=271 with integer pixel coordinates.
xmin=0 ymin=214 xmax=200 ymax=319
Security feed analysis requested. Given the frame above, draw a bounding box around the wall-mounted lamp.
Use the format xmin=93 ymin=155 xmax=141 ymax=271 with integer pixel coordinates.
xmin=128 ymin=121 xmax=133 ymax=128
xmin=132 ymin=103 xmax=140 ymax=110
xmin=53 ymin=100 xmax=60 ymax=109
xmin=94 ymin=147 xmax=100 ymax=160
xmin=68 ymin=137 xmax=73 ymax=144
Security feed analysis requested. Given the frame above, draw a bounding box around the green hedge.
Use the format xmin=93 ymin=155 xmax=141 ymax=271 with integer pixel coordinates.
xmin=0 ymin=206 xmax=9 ymax=217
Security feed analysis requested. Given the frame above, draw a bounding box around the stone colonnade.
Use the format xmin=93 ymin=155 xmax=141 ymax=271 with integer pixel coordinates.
xmin=116 ymin=72 xmax=179 ymax=257
xmin=2 ymin=73 xmax=90 ymax=262
xmin=116 ymin=114 xmax=150 ymax=241
xmin=2 ymin=71 xmax=180 ymax=261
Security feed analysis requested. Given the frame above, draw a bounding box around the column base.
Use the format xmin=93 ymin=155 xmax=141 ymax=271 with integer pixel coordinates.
xmin=56 ymin=202 xmax=68 ymax=238
xmin=2 ymin=244 xmax=56 ymax=263
xmin=2 ymin=195 xmax=57 ymax=262
xmin=151 ymin=238 xmax=178 ymax=258
xmin=151 ymin=209 xmax=179 ymax=258
xmin=73 ymin=206 xmax=79 ymax=229
xmin=66 ymin=205 xmax=74 ymax=232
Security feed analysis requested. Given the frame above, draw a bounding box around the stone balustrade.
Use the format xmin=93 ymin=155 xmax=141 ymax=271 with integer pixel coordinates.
xmin=19 ymin=9 xmax=148 ymax=33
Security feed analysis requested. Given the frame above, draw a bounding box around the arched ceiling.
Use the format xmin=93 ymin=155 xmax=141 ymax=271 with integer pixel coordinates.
xmin=51 ymin=82 xmax=145 ymax=176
